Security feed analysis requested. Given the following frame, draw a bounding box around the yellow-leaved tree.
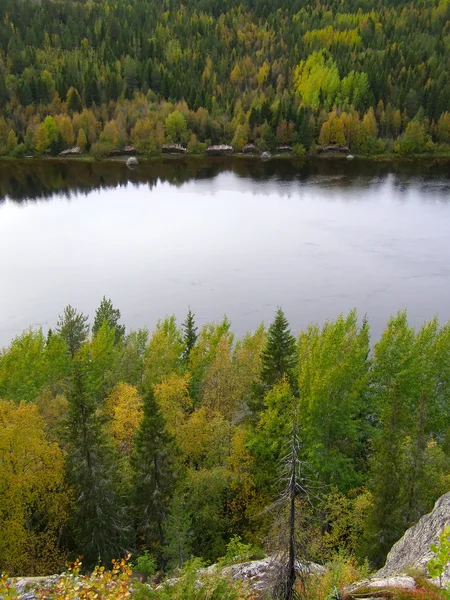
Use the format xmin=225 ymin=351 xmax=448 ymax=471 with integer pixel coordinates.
xmin=104 ymin=383 xmax=143 ymax=491
xmin=0 ymin=400 xmax=70 ymax=576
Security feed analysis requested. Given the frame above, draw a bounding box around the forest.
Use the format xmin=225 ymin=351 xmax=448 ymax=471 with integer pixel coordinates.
xmin=0 ymin=0 xmax=450 ymax=157
xmin=1 ymin=299 xmax=450 ymax=596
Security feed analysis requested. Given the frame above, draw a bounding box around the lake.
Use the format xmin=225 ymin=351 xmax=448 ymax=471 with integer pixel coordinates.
xmin=1 ymin=157 xmax=450 ymax=346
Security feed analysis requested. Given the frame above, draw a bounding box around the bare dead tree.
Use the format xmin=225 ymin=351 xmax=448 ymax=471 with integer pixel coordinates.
xmin=264 ymin=422 xmax=321 ymax=600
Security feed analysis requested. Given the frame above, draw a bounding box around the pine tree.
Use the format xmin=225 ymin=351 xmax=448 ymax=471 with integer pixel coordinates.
xmin=65 ymin=359 xmax=129 ymax=566
xmin=55 ymin=304 xmax=89 ymax=357
xmin=261 ymin=308 xmax=297 ymax=389
xmin=92 ymin=296 xmax=125 ymax=344
xmin=182 ymin=307 xmax=198 ymax=363
xmin=133 ymin=387 xmax=176 ymax=564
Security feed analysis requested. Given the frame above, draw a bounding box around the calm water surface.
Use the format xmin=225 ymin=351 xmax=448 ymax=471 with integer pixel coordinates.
xmin=1 ymin=158 xmax=450 ymax=346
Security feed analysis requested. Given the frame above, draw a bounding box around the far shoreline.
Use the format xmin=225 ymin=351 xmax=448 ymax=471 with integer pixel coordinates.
xmin=2 ymin=151 xmax=450 ymax=165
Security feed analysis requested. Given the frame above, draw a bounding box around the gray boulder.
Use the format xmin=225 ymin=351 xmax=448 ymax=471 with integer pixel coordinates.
xmin=376 ymin=491 xmax=450 ymax=585
xmin=126 ymin=156 xmax=138 ymax=166
xmin=261 ymin=151 xmax=272 ymax=160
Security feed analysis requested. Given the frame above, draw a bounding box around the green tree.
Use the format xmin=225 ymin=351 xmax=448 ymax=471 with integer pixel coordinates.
xmin=261 ymin=308 xmax=297 ymax=389
xmin=133 ymin=386 xmax=176 ymax=563
xmin=182 ymin=307 xmax=198 ymax=363
xmin=55 ymin=304 xmax=89 ymax=357
xmin=163 ymin=492 xmax=193 ymax=569
xmin=92 ymin=296 xmax=125 ymax=343
xmin=165 ymin=110 xmax=187 ymax=143
xmin=67 ymin=87 xmax=82 ymax=113
xmin=65 ymin=360 xmax=129 ymax=566
xmin=6 ymin=129 xmax=17 ymax=155
xmin=298 ymin=311 xmax=370 ymax=491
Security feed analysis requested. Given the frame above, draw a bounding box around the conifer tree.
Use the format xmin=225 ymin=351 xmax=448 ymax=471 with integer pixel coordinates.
xmin=133 ymin=386 xmax=176 ymax=563
xmin=55 ymin=304 xmax=89 ymax=357
xmin=92 ymin=296 xmax=125 ymax=343
xmin=65 ymin=358 xmax=128 ymax=566
xmin=182 ymin=307 xmax=198 ymax=363
xmin=261 ymin=308 xmax=297 ymax=389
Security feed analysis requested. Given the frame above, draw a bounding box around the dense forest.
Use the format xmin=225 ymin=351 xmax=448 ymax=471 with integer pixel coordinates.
xmin=2 ymin=300 xmax=450 ymax=593
xmin=0 ymin=0 xmax=450 ymax=157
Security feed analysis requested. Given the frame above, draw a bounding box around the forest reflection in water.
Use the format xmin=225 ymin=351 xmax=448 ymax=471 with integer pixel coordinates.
xmin=1 ymin=157 xmax=450 ymax=203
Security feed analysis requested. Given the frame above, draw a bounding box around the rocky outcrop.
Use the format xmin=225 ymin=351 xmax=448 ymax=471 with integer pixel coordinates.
xmin=345 ymin=576 xmax=417 ymax=599
xmin=4 ymin=575 xmax=60 ymax=599
xmin=318 ymin=144 xmax=350 ymax=154
xmin=206 ymin=144 xmax=234 ymax=155
xmin=59 ymin=146 xmax=82 ymax=156
xmin=376 ymin=492 xmax=450 ymax=585
xmin=221 ymin=557 xmax=323 ymax=595
xmin=109 ymin=146 xmax=137 ymax=156
xmin=277 ymin=145 xmax=293 ymax=153
xmin=242 ymin=143 xmax=258 ymax=154
xmin=156 ymin=556 xmax=324 ymax=598
xmin=161 ymin=143 xmax=187 ymax=154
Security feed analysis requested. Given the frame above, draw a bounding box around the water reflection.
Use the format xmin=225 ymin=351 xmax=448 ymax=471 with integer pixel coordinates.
xmin=1 ymin=157 xmax=450 ymax=347
xmin=1 ymin=157 xmax=450 ymax=203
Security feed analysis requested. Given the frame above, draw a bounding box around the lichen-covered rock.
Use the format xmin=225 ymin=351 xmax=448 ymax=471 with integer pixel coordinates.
xmin=5 ymin=575 xmax=60 ymax=599
xmin=376 ymin=491 xmax=450 ymax=585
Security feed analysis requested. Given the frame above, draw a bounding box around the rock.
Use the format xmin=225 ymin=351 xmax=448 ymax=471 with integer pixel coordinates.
xmin=156 ymin=556 xmax=323 ymax=598
xmin=318 ymin=144 xmax=350 ymax=154
xmin=347 ymin=154 xmax=354 ymax=160
xmin=261 ymin=151 xmax=272 ymax=160
xmin=6 ymin=575 xmax=60 ymax=599
xmin=376 ymin=491 xmax=450 ymax=585
xmin=126 ymin=156 xmax=138 ymax=166
xmin=161 ymin=143 xmax=187 ymax=154
xmin=109 ymin=146 xmax=138 ymax=156
xmin=206 ymin=144 xmax=234 ymax=155
xmin=242 ymin=143 xmax=258 ymax=154
xmin=345 ymin=576 xmax=417 ymax=599
xmin=221 ymin=557 xmax=323 ymax=595
xmin=277 ymin=145 xmax=293 ymax=153
xmin=59 ymin=146 xmax=82 ymax=156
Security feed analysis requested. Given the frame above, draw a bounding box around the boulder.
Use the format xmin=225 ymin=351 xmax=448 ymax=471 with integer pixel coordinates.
xmin=261 ymin=151 xmax=272 ymax=160
xmin=221 ymin=557 xmax=323 ymax=595
xmin=161 ymin=143 xmax=187 ymax=154
xmin=6 ymin=575 xmax=60 ymax=599
xmin=126 ymin=156 xmax=138 ymax=166
xmin=376 ymin=492 xmax=450 ymax=585
xmin=242 ymin=143 xmax=258 ymax=154
xmin=59 ymin=146 xmax=82 ymax=156
xmin=345 ymin=576 xmax=417 ymax=599
xmin=206 ymin=144 xmax=234 ymax=156
xmin=109 ymin=146 xmax=137 ymax=156
xmin=277 ymin=145 xmax=293 ymax=153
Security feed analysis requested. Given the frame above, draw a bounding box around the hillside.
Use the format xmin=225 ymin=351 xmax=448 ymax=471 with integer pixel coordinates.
xmin=0 ymin=0 xmax=449 ymax=156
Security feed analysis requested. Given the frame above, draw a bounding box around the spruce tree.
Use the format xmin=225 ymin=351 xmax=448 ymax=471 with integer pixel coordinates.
xmin=182 ymin=307 xmax=198 ymax=363
xmin=133 ymin=386 xmax=176 ymax=563
xmin=65 ymin=358 xmax=128 ymax=566
xmin=92 ymin=296 xmax=125 ymax=344
xmin=261 ymin=308 xmax=297 ymax=389
xmin=55 ymin=304 xmax=89 ymax=357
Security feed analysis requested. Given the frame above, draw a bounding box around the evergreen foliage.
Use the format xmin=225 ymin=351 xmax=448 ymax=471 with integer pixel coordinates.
xmin=65 ymin=359 xmax=129 ymax=566
xmin=55 ymin=304 xmax=89 ymax=357
xmin=92 ymin=296 xmax=126 ymax=343
xmin=261 ymin=308 xmax=297 ymax=389
xmin=133 ymin=386 xmax=177 ymax=564
xmin=182 ymin=308 xmax=198 ymax=364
